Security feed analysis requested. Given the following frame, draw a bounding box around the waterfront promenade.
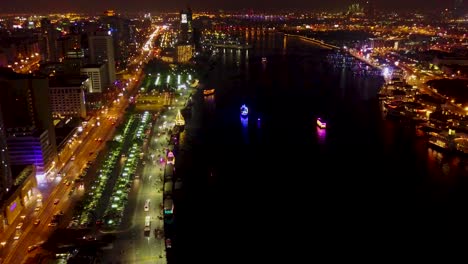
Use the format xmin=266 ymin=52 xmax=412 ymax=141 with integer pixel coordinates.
xmin=99 ymin=86 xmax=193 ymax=264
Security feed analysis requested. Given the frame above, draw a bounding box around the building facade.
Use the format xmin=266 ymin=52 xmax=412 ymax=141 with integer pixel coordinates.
xmin=176 ymin=44 xmax=193 ymax=63
xmin=0 ymin=69 xmax=57 ymax=175
xmin=0 ymin=108 xmax=12 ymax=200
xmin=0 ymin=165 xmax=37 ymax=232
xmin=49 ymin=75 xmax=88 ymax=118
xmin=179 ymin=8 xmax=193 ymax=43
xmin=80 ymin=64 xmax=106 ymax=93
xmin=63 ymin=49 xmax=85 ymax=75
xmin=6 ymin=131 xmax=55 ymax=175
xmin=101 ymin=11 xmax=132 ymax=69
xmin=88 ymin=32 xmax=116 ymax=85
xmin=40 ymin=18 xmax=58 ymax=62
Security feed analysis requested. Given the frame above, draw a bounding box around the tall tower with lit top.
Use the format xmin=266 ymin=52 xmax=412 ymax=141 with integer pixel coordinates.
xmin=179 ymin=7 xmax=193 ymax=43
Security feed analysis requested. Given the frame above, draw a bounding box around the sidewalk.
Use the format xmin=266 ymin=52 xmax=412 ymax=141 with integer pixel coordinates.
xmin=99 ymin=85 xmax=194 ymax=264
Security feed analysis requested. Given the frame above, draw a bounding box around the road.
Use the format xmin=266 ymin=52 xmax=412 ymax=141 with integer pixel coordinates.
xmin=0 ymin=96 xmax=127 ymax=264
xmin=0 ymin=26 xmax=162 ymax=264
xmin=100 ymin=116 xmax=169 ymax=264
xmin=394 ymin=62 xmax=466 ymax=115
xmin=10 ymin=56 xmax=41 ymax=74
xmin=100 ymin=82 xmax=192 ymax=264
xmin=284 ymin=34 xmax=340 ymax=50
xmin=348 ymin=48 xmax=467 ymax=115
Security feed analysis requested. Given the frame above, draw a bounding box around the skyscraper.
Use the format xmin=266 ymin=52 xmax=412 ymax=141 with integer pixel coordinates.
xmin=179 ymin=8 xmax=193 ymax=43
xmin=101 ymin=10 xmax=132 ymax=69
xmin=88 ymin=31 xmax=116 ymax=85
xmin=0 ymin=68 xmax=57 ymax=175
xmin=40 ymin=18 xmax=58 ymax=62
xmin=0 ymin=107 xmax=12 ymax=199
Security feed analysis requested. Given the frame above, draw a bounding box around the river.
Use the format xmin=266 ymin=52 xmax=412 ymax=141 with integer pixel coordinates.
xmin=169 ymin=32 xmax=468 ymax=262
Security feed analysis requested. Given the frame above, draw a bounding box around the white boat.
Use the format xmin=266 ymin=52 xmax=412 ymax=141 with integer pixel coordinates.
xmin=240 ymin=104 xmax=249 ymax=117
xmin=262 ymin=57 xmax=267 ymax=63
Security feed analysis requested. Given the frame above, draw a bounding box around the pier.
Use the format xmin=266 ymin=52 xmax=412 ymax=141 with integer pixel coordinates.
xmin=348 ymin=49 xmax=383 ymax=70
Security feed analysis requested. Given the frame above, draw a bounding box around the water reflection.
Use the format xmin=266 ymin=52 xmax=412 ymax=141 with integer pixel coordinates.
xmin=316 ymin=127 xmax=326 ymax=144
xmin=241 ymin=116 xmax=248 ymax=128
xmin=213 ymin=27 xmax=468 ymax=192
xmin=203 ymin=94 xmax=216 ymax=114
xmin=241 ymin=116 xmax=249 ymax=144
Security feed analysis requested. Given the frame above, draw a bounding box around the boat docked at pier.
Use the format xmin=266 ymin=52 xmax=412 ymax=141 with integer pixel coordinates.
xmin=427 ymin=129 xmax=458 ymax=151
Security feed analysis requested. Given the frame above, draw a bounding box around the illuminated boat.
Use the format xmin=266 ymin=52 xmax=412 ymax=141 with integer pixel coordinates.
xmin=166 ymin=151 xmax=175 ymax=165
xmin=175 ymin=110 xmax=185 ymax=126
xmin=240 ymin=104 xmax=249 ymax=117
xmin=316 ymin=118 xmax=326 ymax=129
xmin=203 ymin=88 xmax=215 ymax=96
xmin=262 ymin=57 xmax=267 ymax=63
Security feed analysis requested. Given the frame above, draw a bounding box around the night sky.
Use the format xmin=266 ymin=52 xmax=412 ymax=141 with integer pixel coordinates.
xmin=1 ymin=0 xmax=449 ymax=13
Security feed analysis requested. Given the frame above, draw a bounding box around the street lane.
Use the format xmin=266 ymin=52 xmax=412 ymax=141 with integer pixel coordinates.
xmin=0 ymin=26 xmax=162 ymax=264
xmin=0 ymin=27 xmax=159 ymax=263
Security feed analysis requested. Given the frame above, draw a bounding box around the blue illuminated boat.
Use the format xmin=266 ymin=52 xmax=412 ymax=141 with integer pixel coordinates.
xmin=240 ymin=104 xmax=249 ymax=117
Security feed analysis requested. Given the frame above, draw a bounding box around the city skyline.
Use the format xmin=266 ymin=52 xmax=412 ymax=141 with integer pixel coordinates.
xmin=0 ymin=1 xmax=466 ymax=262
xmin=0 ymin=0 xmax=452 ymax=14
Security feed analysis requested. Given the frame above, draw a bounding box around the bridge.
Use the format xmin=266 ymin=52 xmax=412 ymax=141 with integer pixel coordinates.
xmin=285 ymin=33 xmax=382 ymax=70
xmin=205 ymin=43 xmax=253 ymax=49
xmin=284 ymin=34 xmax=340 ymax=50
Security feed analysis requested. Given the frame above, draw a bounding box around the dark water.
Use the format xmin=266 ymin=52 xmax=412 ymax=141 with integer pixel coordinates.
xmin=171 ymin=33 xmax=468 ymax=262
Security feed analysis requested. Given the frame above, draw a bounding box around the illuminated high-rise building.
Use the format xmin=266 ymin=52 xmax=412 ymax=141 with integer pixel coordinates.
xmin=101 ymin=10 xmax=132 ymax=69
xmin=88 ymin=31 xmax=116 ymax=85
xmin=0 ymin=107 xmax=12 ymax=200
xmin=63 ymin=48 xmax=85 ymax=75
xmin=40 ymin=18 xmax=58 ymax=62
xmin=179 ymin=7 xmax=193 ymax=43
xmin=0 ymin=68 xmax=57 ymax=176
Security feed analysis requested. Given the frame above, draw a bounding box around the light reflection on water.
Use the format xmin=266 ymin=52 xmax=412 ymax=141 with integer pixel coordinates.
xmin=173 ymin=29 xmax=468 ymax=262
xmin=203 ymin=94 xmax=216 ymax=114
xmin=316 ymin=127 xmax=326 ymax=144
xmin=241 ymin=116 xmax=249 ymax=144
xmin=241 ymin=116 xmax=248 ymax=128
